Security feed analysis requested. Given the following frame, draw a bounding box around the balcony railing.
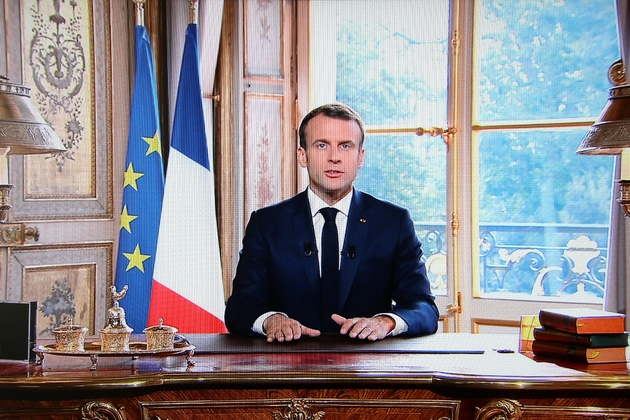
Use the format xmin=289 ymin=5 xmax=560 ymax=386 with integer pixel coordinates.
xmin=416 ymin=223 xmax=608 ymax=302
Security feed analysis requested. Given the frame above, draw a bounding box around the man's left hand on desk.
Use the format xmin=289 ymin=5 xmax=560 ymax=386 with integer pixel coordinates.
xmin=332 ymin=314 xmax=395 ymax=341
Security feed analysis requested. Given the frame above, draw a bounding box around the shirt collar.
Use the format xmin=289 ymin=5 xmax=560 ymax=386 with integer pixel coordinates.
xmin=307 ymin=187 xmax=353 ymax=217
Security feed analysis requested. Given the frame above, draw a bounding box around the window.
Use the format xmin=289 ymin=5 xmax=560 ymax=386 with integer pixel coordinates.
xmin=474 ymin=0 xmax=617 ymax=302
xmin=308 ymin=0 xmax=619 ymax=325
xmin=310 ymin=0 xmax=450 ymax=295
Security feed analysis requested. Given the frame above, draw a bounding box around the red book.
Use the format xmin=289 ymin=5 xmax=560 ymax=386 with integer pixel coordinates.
xmin=533 ymin=327 xmax=629 ymax=348
xmin=538 ymin=308 xmax=626 ymax=335
xmin=532 ymin=340 xmax=628 ymax=364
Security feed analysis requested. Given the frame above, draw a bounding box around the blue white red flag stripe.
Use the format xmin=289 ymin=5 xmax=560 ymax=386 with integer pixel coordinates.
xmin=149 ymin=23 xmax=226 ymax=333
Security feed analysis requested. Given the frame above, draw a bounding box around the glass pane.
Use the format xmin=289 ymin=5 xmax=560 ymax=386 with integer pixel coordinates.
xmin=333 ymin=0 xmax=449 ymax=127
xmin=355 ymin=134 xmax=447 ymax=296
xmin=477 ymin=129 xmax=614 ymax=302
xmin=313 ymin=0 xmax=450 ymax=296
xmin=474 ymin=0 xmax=619 ymax=122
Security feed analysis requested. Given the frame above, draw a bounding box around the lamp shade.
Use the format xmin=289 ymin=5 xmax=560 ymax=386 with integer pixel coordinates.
xmin=0 ymin=78 xmax=66 ymax=154
xmin=576 ymin=84 xmax=630 ymax=155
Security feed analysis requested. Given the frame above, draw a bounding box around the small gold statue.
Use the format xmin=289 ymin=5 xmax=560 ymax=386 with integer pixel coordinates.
xmin=100 ymin=285 xmax=133 ymax=352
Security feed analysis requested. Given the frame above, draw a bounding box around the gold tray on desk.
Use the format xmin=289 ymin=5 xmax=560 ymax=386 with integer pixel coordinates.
xmin=34 ymin=340 xmax=196 ymax=371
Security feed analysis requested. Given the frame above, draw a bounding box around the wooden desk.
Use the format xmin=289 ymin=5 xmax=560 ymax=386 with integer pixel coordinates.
xmin=0 ymin=333 xmax=629 ymax=420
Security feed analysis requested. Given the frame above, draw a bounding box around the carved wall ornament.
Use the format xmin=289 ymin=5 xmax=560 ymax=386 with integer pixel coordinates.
xmin=27 ymin=0 xmax=87 ymax=170
xmin=244 ymin=94 xmax=283 ymax=219
xmin=15 ymin=0 xmax=111 ymax=219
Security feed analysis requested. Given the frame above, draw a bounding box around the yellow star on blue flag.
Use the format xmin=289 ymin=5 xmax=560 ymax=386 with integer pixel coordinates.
xmin=123 ymin=244 xmax=151 ymax=273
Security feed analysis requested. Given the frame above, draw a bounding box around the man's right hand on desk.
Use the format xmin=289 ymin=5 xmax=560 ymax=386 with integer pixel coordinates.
xmin=262 ymin=313 xmax=321 ymax=342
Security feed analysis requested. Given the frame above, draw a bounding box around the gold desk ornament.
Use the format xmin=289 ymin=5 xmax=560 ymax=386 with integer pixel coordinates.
xmin=99 ymin=285 xmax=133 ymax=352
xmin=53 ymin=318 xmax=88 ymax=352
xmin=33 ymin=284 xmax=196 ymax=370
xmin=144 ymin=318 xmax=178 ymax=351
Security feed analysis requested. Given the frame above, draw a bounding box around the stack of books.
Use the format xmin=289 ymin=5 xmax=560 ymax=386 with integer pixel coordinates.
xmin=532 ymin=308 xmax=629 ymax=364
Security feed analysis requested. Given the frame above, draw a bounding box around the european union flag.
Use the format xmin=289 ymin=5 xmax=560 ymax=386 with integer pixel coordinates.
xmin=114 ymin=25 xmax=164 ymax=331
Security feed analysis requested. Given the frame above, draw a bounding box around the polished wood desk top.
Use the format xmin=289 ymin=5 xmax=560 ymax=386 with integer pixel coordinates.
xmin=1 ymin=333 xmax=628 ymax=393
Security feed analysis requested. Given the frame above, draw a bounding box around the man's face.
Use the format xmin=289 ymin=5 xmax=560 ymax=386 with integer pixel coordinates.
xmin=297 ymin=114 xmax=365 ymax=204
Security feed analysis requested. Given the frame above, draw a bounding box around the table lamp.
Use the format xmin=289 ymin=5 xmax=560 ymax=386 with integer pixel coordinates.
xmin=0 ymin=76 xmax=66 ymax=245
xmin=575 ymin=60 xmax=630 ymax=217
xmin=576 ymin=2 xmax=630 ymax=216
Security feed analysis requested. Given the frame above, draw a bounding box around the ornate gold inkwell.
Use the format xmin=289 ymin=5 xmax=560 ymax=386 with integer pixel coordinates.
xmin=53 ymin=319 xmax=88 ymax=352
xmin=144 ymin=318 xmax=178 ymax=351
xmin=34 ymin=285 xmax=195 ymax=371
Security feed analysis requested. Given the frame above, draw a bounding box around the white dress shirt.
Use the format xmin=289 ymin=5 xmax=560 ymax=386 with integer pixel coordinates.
xmin=307 ymin=187 xmax=351 ymax=273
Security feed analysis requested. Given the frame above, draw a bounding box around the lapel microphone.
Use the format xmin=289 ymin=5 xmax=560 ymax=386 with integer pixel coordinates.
xmin=346 ymin=245 xmax=356 ymax=259
xmin=303 ymin=242 xmax=314 ymax=256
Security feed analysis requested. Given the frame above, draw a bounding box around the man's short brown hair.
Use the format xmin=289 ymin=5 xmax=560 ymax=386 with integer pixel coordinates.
xmin=298 ymin=103 xmax=366 ymax=149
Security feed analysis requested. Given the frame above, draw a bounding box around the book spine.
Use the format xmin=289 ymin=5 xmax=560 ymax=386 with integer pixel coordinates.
xmin=532 ymin=340 xmax=585 ymax=362
xmin=533 ymin=328 xmax=588 ymax=346
xmin=532 ymin=340 xmax=627 ymax=363
xmin=539 ymin=311 xmax=625 ymax=334
xmin=538 ymin=311 xmax=576 ymax=333
xmin=534 ymin=328 xmax=629 ymax=347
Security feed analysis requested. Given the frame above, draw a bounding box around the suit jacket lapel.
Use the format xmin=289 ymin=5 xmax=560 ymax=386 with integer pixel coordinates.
xmin=338 ymin=190 xmax=369 ymax=310
xmin=291 ymin=191 xmax=320 ymax=296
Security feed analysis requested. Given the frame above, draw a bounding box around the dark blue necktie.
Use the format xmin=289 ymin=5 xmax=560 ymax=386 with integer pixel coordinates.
xmin=320 ymin=207 xmax=340 ymax=332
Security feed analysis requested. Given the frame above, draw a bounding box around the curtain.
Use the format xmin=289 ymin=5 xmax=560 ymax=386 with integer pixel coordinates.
xmin=604 ymin=0 xmax=630 ymax=330
xmin=167 ymin=1 xmax=224 ymax=135
xmin=604 ymin=159 xmax=630 ymax=330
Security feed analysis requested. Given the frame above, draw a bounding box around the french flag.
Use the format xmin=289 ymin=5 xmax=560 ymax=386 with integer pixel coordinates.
xmin=148 ymin=23 xmax=227 ymax=333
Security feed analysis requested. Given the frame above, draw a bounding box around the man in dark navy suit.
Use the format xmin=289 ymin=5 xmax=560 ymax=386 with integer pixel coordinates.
xmin=225 ymin=103 xmax=439 ymax=342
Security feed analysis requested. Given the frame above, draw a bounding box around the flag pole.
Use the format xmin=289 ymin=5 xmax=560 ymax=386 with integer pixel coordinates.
xmin=133 ymin=0 xmax=145 ymax=27
xmin=189 ymin=0 xmax=198 ymax=25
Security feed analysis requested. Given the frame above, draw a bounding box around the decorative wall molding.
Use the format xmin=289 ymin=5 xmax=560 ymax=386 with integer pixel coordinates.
xmin=12 ymin=0 xmax=112 ymax=220
xmin=7 ymin=242 xmax=112 ymax=337
xmin=244 ymin=93 xmax=284 ymax=219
